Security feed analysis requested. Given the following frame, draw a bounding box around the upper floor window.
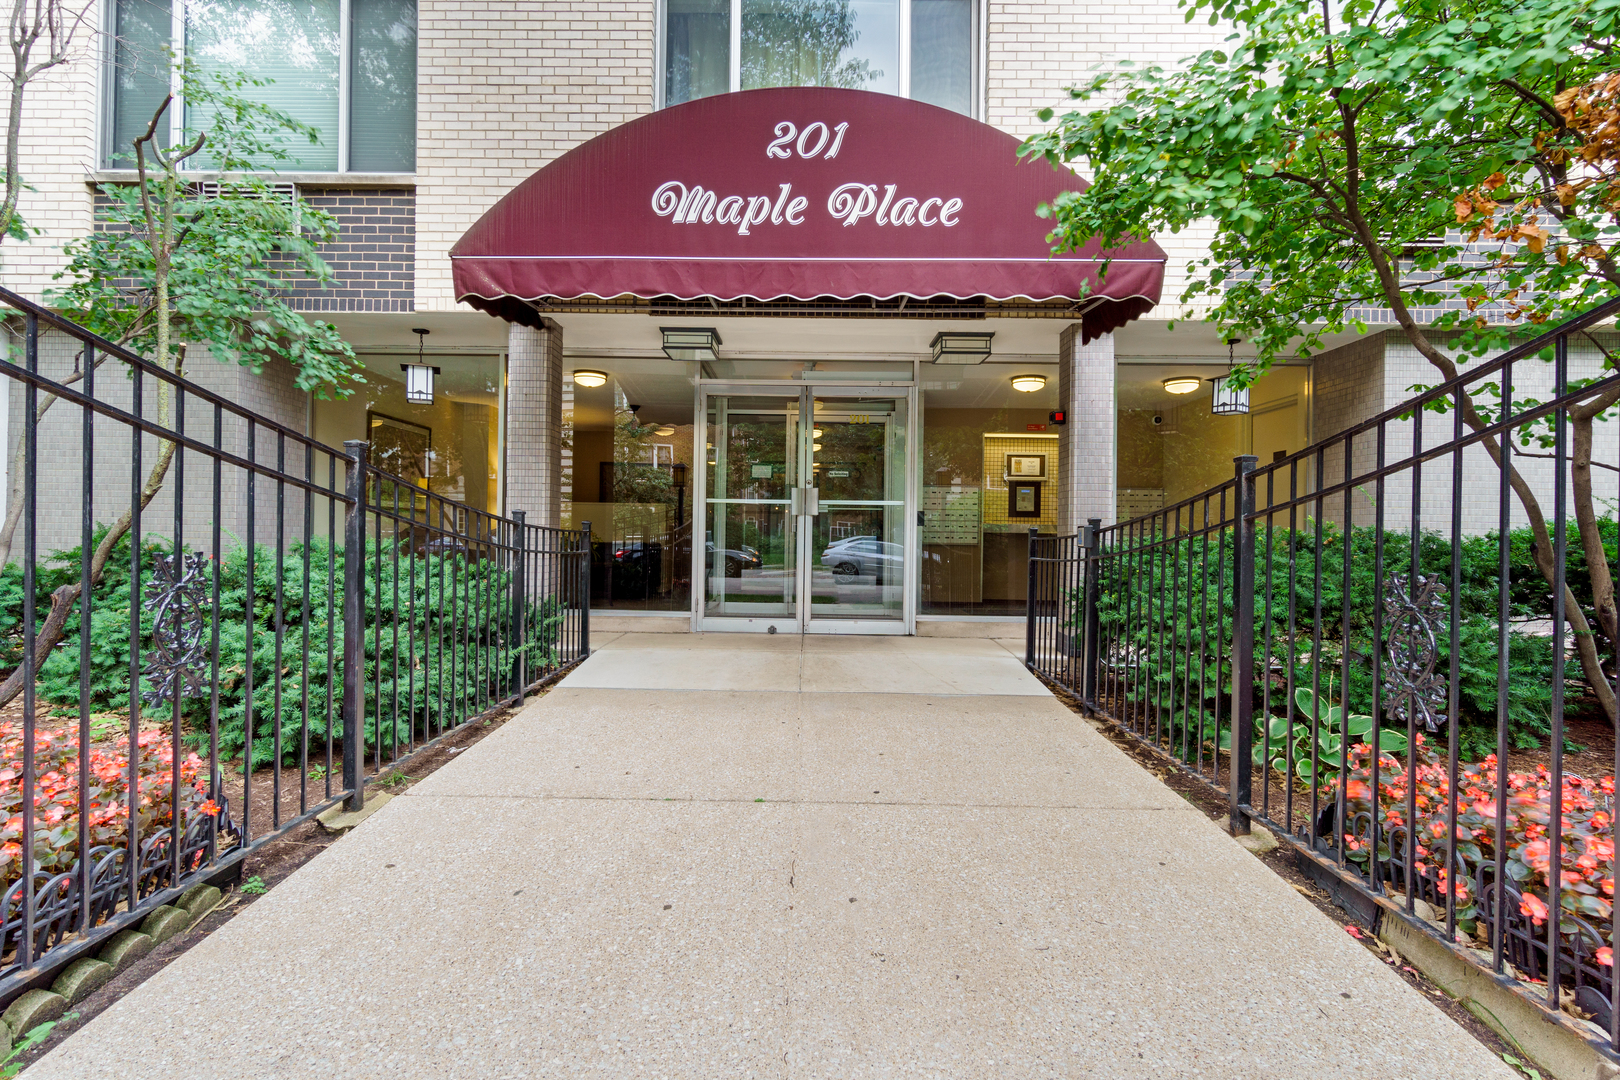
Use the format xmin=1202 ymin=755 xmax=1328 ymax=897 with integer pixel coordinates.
xmin=105 ymin=0 xmax=416 ymax=172
xmin=664 ymin=0 xmax=977 ymax=116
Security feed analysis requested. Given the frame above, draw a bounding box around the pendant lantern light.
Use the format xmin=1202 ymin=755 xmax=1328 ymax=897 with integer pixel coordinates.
xmin=402 ymin=328 xmax=441 ymax=405
xmin=1209 ymin=338 xmax=1250 ymax=416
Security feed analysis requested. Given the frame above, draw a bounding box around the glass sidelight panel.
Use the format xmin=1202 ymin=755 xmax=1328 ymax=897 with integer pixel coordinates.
xmin=808 ymin=394 xmax=907 ymax=621
xmin=704 ymin=394 xmax=800 ymax=618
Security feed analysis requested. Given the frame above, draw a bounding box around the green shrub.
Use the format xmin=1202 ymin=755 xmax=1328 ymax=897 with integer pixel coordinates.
xmin=4 ymin=530 xmax=567 ymax=768
xmin=1097 ymin=518 xmax=1575 ymax=763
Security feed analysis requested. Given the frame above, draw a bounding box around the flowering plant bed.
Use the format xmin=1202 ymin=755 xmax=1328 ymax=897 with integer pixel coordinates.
xmin=1330 ymin=734 xmax=1617 ymax=1015
xmin=0 ymin=721 xmax=235 ymax=968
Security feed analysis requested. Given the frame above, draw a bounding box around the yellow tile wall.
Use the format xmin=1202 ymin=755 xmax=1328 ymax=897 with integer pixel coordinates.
xmin=982 ymin=434 xmax=1059 ymax=532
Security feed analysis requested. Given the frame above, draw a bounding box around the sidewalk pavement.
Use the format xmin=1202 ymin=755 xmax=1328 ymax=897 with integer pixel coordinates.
xmin=25 ymin=632 xmax=1516 ymax=1079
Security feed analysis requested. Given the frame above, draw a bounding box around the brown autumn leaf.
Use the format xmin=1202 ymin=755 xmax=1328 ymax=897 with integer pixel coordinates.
xmin=1482 ymin=171 xmax=1509 ymax=192
xmin=1453 ymin=194 xmax=1474 ymax=223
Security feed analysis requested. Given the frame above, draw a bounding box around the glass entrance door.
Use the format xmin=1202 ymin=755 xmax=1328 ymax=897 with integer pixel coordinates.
xmin=803 ymin=391 xmax=909 ymax=630
xmin=701 ymin=393 xmax=801 ymax=629
xmin=697 ymin=385 xmax=914 ymax=633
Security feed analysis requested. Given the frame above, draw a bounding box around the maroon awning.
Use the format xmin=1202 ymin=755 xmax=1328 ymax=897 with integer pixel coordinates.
xmin=451 ymin=87 xmax=1166 ymax=342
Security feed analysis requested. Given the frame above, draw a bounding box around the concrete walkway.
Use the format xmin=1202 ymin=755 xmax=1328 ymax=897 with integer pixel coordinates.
xmin=28 ymin=633 xmax=1514 ymax=1079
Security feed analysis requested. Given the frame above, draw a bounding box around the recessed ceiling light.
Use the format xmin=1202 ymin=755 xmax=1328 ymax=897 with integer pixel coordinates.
xmin=1010 ymin=374 xmax=1046 ymax=393
xmin=1162 ymin=376 xmax=1201 ymax=395
xmin=572 ymin=369 xmax=608 ymax=388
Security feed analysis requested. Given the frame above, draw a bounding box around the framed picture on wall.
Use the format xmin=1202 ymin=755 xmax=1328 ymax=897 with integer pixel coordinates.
xmin=1005 ymin=453 xmax=1046 ymax=478
xmin=368 ymin=412 xmax=432 ymax=483
xmin=1008 ymin=480 xmax=1042 ymax=518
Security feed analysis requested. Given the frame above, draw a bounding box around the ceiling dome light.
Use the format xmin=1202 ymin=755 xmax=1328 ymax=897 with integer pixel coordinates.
xmin=1010 ymin=374 xmax=1047 ymax=393
xmin=812 ymin=442 xmax=823 ymax=452
xmin=812 ymin=428 xmax=823 ymax=438
xmin=653 ymin=424 xmax=676 ymax=437
xmin=1162 ymin=376 xmax=1201 ymax=395
xmin=572 ymin=369 xmax=608 ymax=388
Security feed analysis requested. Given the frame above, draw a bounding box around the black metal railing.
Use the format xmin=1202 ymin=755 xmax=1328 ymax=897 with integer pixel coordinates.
xmin=0 ymin=286 xmax=589 ymax=1000
xmin=1030 ymin=295 xmax=1620 ymax=1056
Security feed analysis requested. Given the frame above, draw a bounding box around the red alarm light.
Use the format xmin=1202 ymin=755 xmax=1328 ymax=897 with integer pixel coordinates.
xmin=1048 ymin=410 xmax=1067 ymax=425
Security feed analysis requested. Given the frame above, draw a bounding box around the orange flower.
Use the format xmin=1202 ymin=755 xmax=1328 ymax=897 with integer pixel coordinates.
xmin=1521 ymin=893 xmax=1551 ymax=925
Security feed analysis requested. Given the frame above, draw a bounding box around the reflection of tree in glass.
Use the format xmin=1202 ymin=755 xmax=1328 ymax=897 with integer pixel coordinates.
xmin=924 ymin=410 xmax=1023 ymax=485
xmin=815 ymin=420 xmax=884 ymax=498
xmin=614 ymin=406 xmax=674 ymax=505
xmin=371 ymin=420 xmax=429 ymax=485
xmin=742 ymin=0 xmax=880 ymax=89
xmin=352 ymin=2 xmax=413 ymax=98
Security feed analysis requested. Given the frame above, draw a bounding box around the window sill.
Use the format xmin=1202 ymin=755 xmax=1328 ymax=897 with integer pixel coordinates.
xmin=90 ymin=170 xmax=416 ymax=188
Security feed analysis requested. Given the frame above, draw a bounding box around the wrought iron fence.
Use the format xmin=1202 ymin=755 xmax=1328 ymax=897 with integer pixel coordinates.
xmin=0 ymin=286 xmax=589 ymax=1002
xmin=1029 ymin=294 xmax=1620 ymax=1057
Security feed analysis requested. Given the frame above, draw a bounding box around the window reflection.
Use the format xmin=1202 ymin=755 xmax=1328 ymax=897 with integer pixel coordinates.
xmin=563 ymin=363 xmax=696 ymax=613
xmin=107 ymin=0 xmax=417 ymax=171
xmin=741 ymin=0 xmax=897 ymax=94
xmin=910 ymin=0 xmax=972 ymax=113
xmin=666 ymin=0 xmax=731 ymax=105
xmin=186 ymin=0 xmax=342 ymax=171
xmin=350 ymin=0 xmax=417 ymax=172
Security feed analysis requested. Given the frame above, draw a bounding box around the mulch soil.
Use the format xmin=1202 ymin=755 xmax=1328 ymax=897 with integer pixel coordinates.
xmin=6 ymin=688 xmax=539 ymax=1072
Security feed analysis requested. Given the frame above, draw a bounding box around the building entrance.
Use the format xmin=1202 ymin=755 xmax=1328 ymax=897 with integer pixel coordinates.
xmin=696 ymin=384 xmax=916 ymax=633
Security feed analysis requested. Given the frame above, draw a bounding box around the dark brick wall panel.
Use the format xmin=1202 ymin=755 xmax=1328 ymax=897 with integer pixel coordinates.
xmin=288 ymin=188 xmax=415 ymax=312
xmin=92 ymin=185 xmax=415 ymax=313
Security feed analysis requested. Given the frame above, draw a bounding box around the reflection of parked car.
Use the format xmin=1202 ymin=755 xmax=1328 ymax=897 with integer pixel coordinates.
xmin=705 ymin=539 xmax=763 ymax=578
xmin=822 ymin=536 xmax=903 ymax=580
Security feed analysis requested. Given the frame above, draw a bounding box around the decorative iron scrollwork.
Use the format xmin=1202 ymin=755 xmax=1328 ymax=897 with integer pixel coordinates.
xmin=142 ymin=551 xmax=211 ymax=707
xmin=1382 ymin=571 xmax=1449 ymax=732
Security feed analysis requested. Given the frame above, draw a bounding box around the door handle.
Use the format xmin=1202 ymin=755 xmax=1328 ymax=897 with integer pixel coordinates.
xmin=790 ymin=488 xmax=803 ymax=516
xmin=805 ymin=487 xmax=819 ymax=516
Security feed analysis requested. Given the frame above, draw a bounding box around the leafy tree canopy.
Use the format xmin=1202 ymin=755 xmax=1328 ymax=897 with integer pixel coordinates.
xmin=1020 ymin=0 xmax=1620 ymax=383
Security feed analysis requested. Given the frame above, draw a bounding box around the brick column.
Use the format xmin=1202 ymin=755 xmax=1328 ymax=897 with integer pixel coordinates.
xmin=1056 ymin=326 xmax=1116 ymax=532
xmin=506 ymin=320 xmax=564 ymax=527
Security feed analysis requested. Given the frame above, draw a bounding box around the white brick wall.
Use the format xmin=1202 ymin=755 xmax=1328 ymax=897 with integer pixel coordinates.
xmin=0 ymin=0 xmax=99 ymax=299
xmin=414 ymin=0 xmax=658 ymax=310
xmin=984 ymin=0 xmax=1229 ymax=318
xmin=1312 ymin=330 xmax=1620 ymax=537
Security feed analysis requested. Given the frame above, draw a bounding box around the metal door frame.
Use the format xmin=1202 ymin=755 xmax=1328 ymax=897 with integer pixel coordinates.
xmin=692 ymin=380 xmax=918 ymax=635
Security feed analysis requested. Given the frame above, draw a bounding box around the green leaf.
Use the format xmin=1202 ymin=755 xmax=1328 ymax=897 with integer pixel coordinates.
xmin=1377 ymin=730 xmax=1410 ymax=754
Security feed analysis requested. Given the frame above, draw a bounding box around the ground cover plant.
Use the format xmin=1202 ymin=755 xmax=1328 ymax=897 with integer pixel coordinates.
xmin=1337 ymin=735 xmax=1617 ymax=975
xmin=0 ymin=720 xmax=217 ymax=921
